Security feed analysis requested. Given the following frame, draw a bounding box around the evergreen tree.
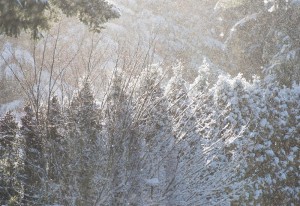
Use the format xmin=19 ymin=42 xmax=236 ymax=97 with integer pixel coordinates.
xmin=240 ymin=82 xmax=300 ymax=205
xmin=105 ymin=71 xmax=140 ymax=205
xmin=51 ymin=0 xmax=120 ymax=32
xmin=105 ymin=71 xmax=132 ymax=205
xmin=134 ymin=67 xmax=173 ymax=205
xmin=0 ymin=0 xmax=119 ymax=38
xmin=0 ymin=111 xmax=20 ymax=205
xmin=164 ymin=65 xmax=195 ymax=205
xmin=43 ymin=95 xmax=65 ymax=203
xmin=0 ymin=0 xmax=49 ymax=38
xmin=165 ymin=65 xmax=197 ymax=141
xmin=66 ymin=78 xmax=101 ymax=205
xmin=46 ymin=95 xmax=62 ymax=183
xmin=20 ymin=105 xmax=45 ymax=205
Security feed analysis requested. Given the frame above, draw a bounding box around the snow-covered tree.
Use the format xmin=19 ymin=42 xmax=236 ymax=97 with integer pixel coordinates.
xmin=20 ymin=105 xmax=45 ymax=205
xmin=133 ymin=67 xmax=173 ymax=204
xmin=164 ymin=64 xmax=199 ymax=205
xmin=65 ymin=77 xmax=101 ymax=205
xmin=41 ymin=95 xmax=65 ymax=204
xmin=46 ymin=96 xmax=63 ymax=183
xmin=103 ymin=70 xmax=139 ymax=205
xmin=0 ymin=111 xmax=20 ymax=205
xmin=239 ymin=81 xmax=300 ymax=205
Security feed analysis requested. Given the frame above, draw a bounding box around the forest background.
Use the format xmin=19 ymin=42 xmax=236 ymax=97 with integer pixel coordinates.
xmin=0 ymin=0 xmax=299 ymax=205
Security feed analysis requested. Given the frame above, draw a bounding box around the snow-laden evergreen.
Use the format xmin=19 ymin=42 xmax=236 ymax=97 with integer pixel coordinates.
xmin=1 ymin=63 xmax=299 ymax=205
xmin=1 ymin=0 xmax=300 ymax=205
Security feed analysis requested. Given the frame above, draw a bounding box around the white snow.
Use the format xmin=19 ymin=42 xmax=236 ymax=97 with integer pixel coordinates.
xmin=0 ymin=99 xmax=23 ymax=116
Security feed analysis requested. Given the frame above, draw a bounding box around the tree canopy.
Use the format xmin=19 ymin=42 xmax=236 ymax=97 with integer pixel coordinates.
xmin=0 ymin=0 xmax=120 ymax=38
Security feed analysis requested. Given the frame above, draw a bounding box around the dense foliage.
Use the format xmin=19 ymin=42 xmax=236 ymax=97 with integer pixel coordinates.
xmin=0 ymin=0 xmax=119 ymax=38
xmin=0 ymin=0 xmax=299 ymax=205
xmin=0 ymin=65 xmax=299 ymax=205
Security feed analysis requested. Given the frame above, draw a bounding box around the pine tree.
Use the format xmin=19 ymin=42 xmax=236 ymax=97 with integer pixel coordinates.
xmin=0 ymin=0 xmax=49 ymax=38
xmin=164 ymin=65 xmax=195 ymax=205
xmin=46 ymin=96 xmax=62 ymax=183
xmin=105 ymin=71 xmax=131 ymax=205
xmin=51 ymin=0 xmax=120 ymax=32
xmin=0 ymin=0 xmax=120 ymax=38
xmin=240 ymin=82 xmax=300 ymax=205
xmin=0 ymin=111 xmax=20 ymax=205
xmin=43 ymin=95 xmax=65 ymax=203
xmin=66 ymin=78 xmax=101 ymax=205
xmin=20 ymin=105 xmax=45 ymax=205
xmin=134 ymin=67 xmax=173 ymax=205
xmin=101 ymin=70 xmax=153 ymax=205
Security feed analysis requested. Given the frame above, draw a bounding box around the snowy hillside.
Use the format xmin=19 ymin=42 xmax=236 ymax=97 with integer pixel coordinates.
xmin=1 ymin=0 xmax=213 ymax=115
xmin=0 ymin=1 xmax=299 ymax=205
